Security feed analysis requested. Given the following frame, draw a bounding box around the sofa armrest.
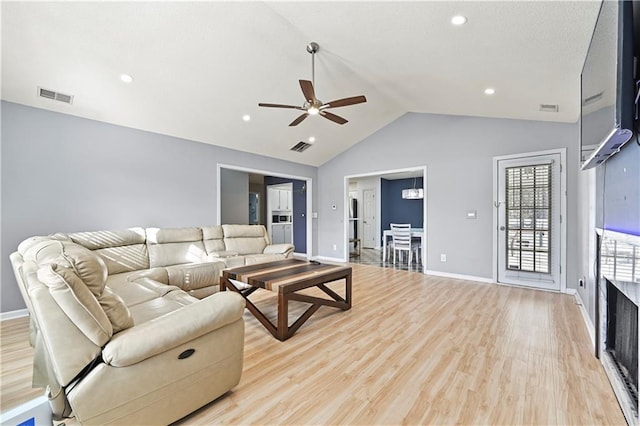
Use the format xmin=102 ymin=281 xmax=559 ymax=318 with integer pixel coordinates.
xmin=102 ymin=292 xmax=245 ymax=367
xmin=263 ymin=244 xmax=294 ymax=257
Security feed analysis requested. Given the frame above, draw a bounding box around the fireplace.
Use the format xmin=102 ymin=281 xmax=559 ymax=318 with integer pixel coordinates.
xmin=597 ymin=229 xmax=640 ymax=425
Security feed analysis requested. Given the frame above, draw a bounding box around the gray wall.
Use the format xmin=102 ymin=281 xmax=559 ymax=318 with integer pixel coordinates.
xmin=578 ymin=138 xmax=640 ymax=324
xmin=1 ymin=101 xmax=317 ymax=312
xmin=317 ymin=112 xmax=580 ymax=288
xmin=220 ymin=168 xmax=249 ymax=224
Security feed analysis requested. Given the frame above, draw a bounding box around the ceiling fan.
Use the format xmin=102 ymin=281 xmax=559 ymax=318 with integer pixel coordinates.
xmin=258 ymin=42 xmax=367 ymax=126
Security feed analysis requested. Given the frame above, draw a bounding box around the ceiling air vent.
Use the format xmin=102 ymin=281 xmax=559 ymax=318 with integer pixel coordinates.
xmin=290 ymin=141 xmax=312 ymax=152
xmin=539 ymin=104 xmax=559 ymax=113
xmin=38 ymin=87 xmax=74 ymax=104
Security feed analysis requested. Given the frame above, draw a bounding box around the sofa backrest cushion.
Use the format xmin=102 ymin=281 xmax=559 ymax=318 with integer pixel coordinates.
xmin=100 ymin=286 xmax=134 ymax=333
xmin=17 ymin=234 xmax=70 ymax=256
xmin=37 ymin=263 xmax=113 ymax=346
xmin=221 ymin=224 xmax=268 ymax=255
xmin=68 ymin=228 xmax=149 ymax=275
xmin=25 ymin=240 xmax=133 ymax=337
xmin=146 ymin=227 xmax=207 ymax=267
xmin=202 ymin=226 xmax=225 ymax=254
xmin=25 ymin=240 xmax=108 ymax=297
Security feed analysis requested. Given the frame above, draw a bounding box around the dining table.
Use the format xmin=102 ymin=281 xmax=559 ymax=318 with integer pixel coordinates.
xmin=382 ymin=228 xmax=425 ymax=262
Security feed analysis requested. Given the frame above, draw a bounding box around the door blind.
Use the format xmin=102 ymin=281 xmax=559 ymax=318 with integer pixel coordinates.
xmin=505 ymin=164 xmax=551 ymax=273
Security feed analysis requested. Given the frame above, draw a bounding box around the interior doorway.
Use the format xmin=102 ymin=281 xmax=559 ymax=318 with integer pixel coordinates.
xmin=345 ymin=166 xmax=427 ymax=271
xmin=217 ymin=164 xmax=313 ymax=257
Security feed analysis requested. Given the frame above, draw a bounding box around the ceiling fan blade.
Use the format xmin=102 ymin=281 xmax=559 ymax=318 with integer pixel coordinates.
xmin=320 ymin=111 xmax=348 ymax=125
xmin=258 ymin=103 xmax=303 ymax=109
xmin=323 ymin=95 xmax=367 ymax=109
xmin=299 ymin=80 xmax=317 ymax=102
xmin=289 ymin=113 xmax=309 ymax=127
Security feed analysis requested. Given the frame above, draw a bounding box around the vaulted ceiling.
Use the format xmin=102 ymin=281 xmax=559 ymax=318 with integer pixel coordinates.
xmin=1 ymin=1 xmax=601 ymax=166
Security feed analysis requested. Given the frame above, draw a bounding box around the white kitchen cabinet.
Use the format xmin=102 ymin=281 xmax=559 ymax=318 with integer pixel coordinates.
xmin=272 ymin=223 xmax=292 ymax=244
xmin=268 ymin=187 xmax=292 ymax=211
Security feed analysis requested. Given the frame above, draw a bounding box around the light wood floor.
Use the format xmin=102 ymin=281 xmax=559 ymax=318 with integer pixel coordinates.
xmin=1 ymin=264 xmax=626 ymax=425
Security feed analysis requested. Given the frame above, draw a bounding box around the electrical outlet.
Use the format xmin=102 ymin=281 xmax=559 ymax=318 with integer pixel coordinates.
xmin=333 ymin=244 xmax=337 ymax=251
xmin=440 ymin=254 xmax=447 ymax=262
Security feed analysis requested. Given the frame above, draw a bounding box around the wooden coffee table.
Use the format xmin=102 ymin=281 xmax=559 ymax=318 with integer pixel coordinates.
xmin=221 ymin=259 xmax=352 ymax=341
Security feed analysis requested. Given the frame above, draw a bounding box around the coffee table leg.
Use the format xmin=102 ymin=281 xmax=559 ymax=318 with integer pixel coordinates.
xmin=223 ymin=275 xmax=278 ymax=338
xmin=277 ymin=291 xmax=288 ymax=341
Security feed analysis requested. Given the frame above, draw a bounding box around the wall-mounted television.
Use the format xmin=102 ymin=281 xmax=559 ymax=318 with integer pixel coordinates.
xmin=580 ymin=0 xmax=636 ymax=170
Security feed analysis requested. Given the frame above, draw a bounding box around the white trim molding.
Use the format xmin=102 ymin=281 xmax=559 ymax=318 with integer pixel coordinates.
xmin=425 ymin=270 xmax=494 ymax=284
xmin=0 ymin=309 xmax=29 ymax=322
xmin=313 ymin=255 xmax=347 ymax=264
xmin=573 ymin=289 xmax=596 ymax=349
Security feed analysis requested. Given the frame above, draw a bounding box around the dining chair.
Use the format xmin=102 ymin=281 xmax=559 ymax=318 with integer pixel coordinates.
xmin=390 ymin=223 xmax=420 ymax=265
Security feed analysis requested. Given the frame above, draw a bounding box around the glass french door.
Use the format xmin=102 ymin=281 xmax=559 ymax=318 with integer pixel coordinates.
xmin=497 ymin=153 xmax=561 ymax=290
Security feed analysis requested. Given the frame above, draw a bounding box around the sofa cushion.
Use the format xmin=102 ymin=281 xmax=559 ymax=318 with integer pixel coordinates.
xmin=166 ymin=262 xmax=222 ymax=291
xmin=17 ymin=234 xmax=69 ymax=257
xmin=107 ymin=274 xmax=175 ymax=307
xmin=221 ymin=225 xmax=268 ymax=255
xmin=37 ymin=263 xmax=112 ymax=346
xmin=146 ymin=227 xmax=202 ymax=244
xmin=26 ymin=240 xmax=108 ymax=297
xmin=93 ymin=245 xmax=150 ymax=275
xmin=68 ymin=228 xmax=150 ymax=274
xmin=243 ymin=254 xmax=288 ymax=266
xmin=202 ymin=226 xmax=226 ymax=254
xmin=125 ymin=278 xmax=198 ymax=324
xmin=68 ymin=228 xmax=146 ymax=250
xmin=221 ymin=224 xmax=266 ymax=238
xmin=146 ymin=227 xmax=207 ymax=267
xmin=100 ymin=286 xmax=134 ymax=333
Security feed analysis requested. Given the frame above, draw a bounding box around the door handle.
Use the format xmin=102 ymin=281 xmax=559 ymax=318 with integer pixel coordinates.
xmin=500 ymin=226 xmax=505 ymax=231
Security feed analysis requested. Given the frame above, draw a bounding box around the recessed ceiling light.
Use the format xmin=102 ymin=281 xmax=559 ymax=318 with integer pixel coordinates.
xmin=308 ymin=136 xmax=316 ymax=143
xmin=120 ymin=74 xmax=134 ymax=83
xmin=484 ymin=88 xmax=496 ymax=95
xmin=451 ymin=15 xmax=467 ymax=25
xmin=242 ymin=114 xmax=251 ymax=122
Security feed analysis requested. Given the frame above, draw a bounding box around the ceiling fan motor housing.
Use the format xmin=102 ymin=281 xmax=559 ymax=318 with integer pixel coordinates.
xmin=306 ymin=42 xmax=319 ymax=54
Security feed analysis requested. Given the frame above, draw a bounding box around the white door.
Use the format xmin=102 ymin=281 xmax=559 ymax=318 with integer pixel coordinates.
xmin=362 ymin=189 xmax=376 ymax=248
xmin=497 ymin=153 xmax=562 ymax=291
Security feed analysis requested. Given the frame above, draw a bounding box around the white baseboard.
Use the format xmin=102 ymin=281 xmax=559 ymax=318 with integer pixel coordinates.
xmin=0 ymin=309 xmax=28 ymax=322
xmin=314 ymin=255 xmax=346 ymax=264
xmin=425 ymin=270 xmax=494 ymax=284
xmin=573 ymin=290 xmax=596 ymax=349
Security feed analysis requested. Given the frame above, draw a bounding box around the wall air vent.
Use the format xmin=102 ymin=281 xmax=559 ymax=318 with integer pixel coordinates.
xmin=290 ymin=141 xmax=312 ymax=152
xmin=539 ymin=104 xmax=559 ymax=112
xmin=38 ymin=87 xmax=74 ymax=104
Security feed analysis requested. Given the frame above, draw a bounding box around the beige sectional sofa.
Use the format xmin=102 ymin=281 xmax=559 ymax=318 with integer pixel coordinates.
xmin=9 ymin=224 xmax=294 ymax=425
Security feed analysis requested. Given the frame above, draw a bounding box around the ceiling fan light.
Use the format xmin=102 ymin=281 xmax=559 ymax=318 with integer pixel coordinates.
xmin=308 ymin=106 xmax=320 ymax=115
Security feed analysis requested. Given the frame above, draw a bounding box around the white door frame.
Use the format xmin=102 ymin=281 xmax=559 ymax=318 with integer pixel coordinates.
xmin=492 ymin=149 xmax=567 ymax=292
xmin=344 ymin=166 xmax=428 ymax=268
xmin=217 ymin=163 xmax=313 ymax=258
